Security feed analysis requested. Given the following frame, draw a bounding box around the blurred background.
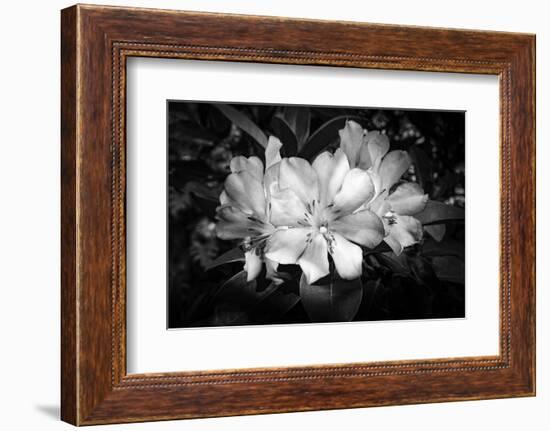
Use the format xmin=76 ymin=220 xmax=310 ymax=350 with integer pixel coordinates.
xmin=168 ymin=101 xmax=465 ymax=328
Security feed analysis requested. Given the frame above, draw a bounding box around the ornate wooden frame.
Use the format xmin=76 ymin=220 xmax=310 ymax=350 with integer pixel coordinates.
xmin=61 ymin=4 xmax=536 ymax=425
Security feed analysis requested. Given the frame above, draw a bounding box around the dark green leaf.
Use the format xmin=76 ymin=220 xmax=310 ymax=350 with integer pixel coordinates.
xmin=186 ymin=181 xmax=219 ymax=202
xmin=208 ymin=307 xmax=250 ymax=326
xmin=425 ymin=224 xmax=446 ymax=242
xmin=415 ymin=200 xmax=465 ymax=225
xmin=168 ymin=124 xmax=217 ymax=148
xmin=213 ymin=270 xmax=249 ymax=299
xmin=409 ymin=256 xmax=439 ymax=285
xmin=283 ymin=106 xmax=311 ymax=149
xmin=299 ymin=115 xmax=365 ymax=161
xmin=217 ymin=274 xmax=281 ymax=308
xmin=211 ymin=276 xmax=283 ymax=325
xmin=409 ymin=146 xmax=433 ymax=193
xmin=422 ymin=238 xmax=465 ymax=259
xmin=209 ymin=281 xmax=297 ymax=326
xmin=192 ymin=196 xmax=217 ymax=217
xmin=206 ymin=247 xmax=245 ymax=271
xmin=169 ymin=161 xmax=213 ymax=186
xmin=363 ymin=279 xmax=382 ymax=318
xmin=270 ymin=115 xmax=298 ymax=156
xmin=431 ymin=256 xmax=465 ymax=284
xmin=186 ymin=182 xmax=219 ymax=217
xmin=251 ymin=287 xmax=300 ymax=322
xmin=363 ymin=241 xmax=392 ymax=255
xmin=299 ymin=274 xmax=363 ymax=322
xmin=214 ymin=104 xmax=268 ymax=148
xmin=376 ymin=252 xmax=410 ymax=276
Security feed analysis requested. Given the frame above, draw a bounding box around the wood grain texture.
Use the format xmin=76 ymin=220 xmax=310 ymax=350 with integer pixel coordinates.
xmin=60 ymin=4 xmax=535 ymax=425
xmin=60 ymin=5 xmax=78 ymax=425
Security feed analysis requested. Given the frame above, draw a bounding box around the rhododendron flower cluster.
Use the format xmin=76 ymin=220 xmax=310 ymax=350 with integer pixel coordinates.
xmin=216 ymin=120 xmax=428 ymax=284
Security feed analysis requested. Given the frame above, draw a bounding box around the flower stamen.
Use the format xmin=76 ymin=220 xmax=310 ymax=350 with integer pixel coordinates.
xmin=383 ymin=211 xmax=398 ymax=225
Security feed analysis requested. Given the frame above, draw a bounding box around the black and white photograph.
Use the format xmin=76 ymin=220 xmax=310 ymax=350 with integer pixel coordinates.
xmin=168 ymin=101 xmax=466 ymax=328
xmin=1 ymin=0 xmax=542 ymax=429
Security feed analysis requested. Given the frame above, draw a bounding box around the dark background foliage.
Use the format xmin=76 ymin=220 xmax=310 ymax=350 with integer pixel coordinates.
xmin=168 ymin=101 xmax=465 ymax=328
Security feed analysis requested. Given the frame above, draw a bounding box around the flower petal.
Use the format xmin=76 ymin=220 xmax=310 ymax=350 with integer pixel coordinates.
xmin=219 ymin=190 xmax=233 ymax=206
xmin=265 ymin=258 xmax=283 ymax=284
xmin=384 ymin=215 xmax=423 ymax=255
xmin=215 ymin=206 xmax=262 ymax=240
xmin=269 ymin=187 xmax=308 ymax=227
xmin=339 ymin=120 xmax=364 ymax=168
xmin=357 ymin=131 xmax=390 ymax=171
xmin=354 ymin=171 xmax=382 ymax=214
xmin=356 ymin=142 xmax=372 ymax=170
xmin=368 ymin=169 xmax=383 ymax=197
xmin=377 ymin=150 xmax=411 ymax=191
xmin=330 ymin=233 xmax=363 ymax=280
xmin=312 ymin=149 xmax=350 ymax=207
xmin=298 ymin=233 xmax=330 ymax=284
xmin=230 ymin=156 xmax=264 ymax=181
xmin=330 ymin=210 xmax=385 ymax=249
xmin=332 ymin=168 xmax=376 ymax=215
xmin=244 ymin=250 xmax=263 ymax=281
xmin=278 ymin=157 xmax=319 ymax=205
xmin=263 ymin=163 xmax=280 ymax=198
xmin=224 ymin=171 xmax=266 ymax=218
xmin=367 ymin=191 xmax=391 ymax=234
xmin=365 ymin=191 xmax=392 ymax=235
xmin=265 ymin=227 xmax=311 ymax=264
xmin=387 ymin=182 xmax=428 ymax=215
xmin=265 ymin=136 xmax=283 ymax=170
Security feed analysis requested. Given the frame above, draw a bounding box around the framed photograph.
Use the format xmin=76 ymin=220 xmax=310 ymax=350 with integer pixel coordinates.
xmin=164 ymin=101 xmax=466 ymax=330
xmin=61 ymin=4 xmax=535 ymax=425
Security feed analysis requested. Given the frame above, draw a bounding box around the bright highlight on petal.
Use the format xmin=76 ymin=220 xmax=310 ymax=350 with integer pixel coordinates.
xmin=219 ymin=190 xmax=233 ymax=206
xmin=265 ymin=258 xmax=282 ymax=284
xmin=230 ymin=156 xmax=264 ymax=182
xmin=265 ymin=136 xmax=283 ymax=170
xmin=224 ymin=171 xmax=266 ymax=218
xmin=386 ymin=182 xmax=428 ymax=215
xmin=298 ymin=233 xmax=330 ymax=284
xmin=244 ymin=250 xmax=263 ymax=281
xmin=263 ymin=163 xmax=280 ymax=200
xmin=330 ymin=233 xmax=363 ymax=280
xmin=269 ymin=187 xmax=308 ymax=227
xmin=330 ymin=210 xmax=384 ymax=249
xmin=358 ymin=131 xmax=390 ymax=171
xmin=265 ymin=227 xmax=312 ymax=265
xmin=313 ymin=149 xmax=350 ymax=207
xmin=332 ymin=168 xmax=375 ymax=215
xmin=279 ymin=157 xmax=319 ymax=205
xmin=377 ymin=150 xmax=411 ymax=191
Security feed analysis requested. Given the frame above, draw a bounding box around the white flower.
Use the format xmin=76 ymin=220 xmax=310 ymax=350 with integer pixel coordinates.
xmin=216 ymin=120 xmax=428 ymax=285
xmin=264 ymin=150 xmax=384 ymax=284
xmin=215 ymin=137 xmax=283 ymax=281
xmin=339 ymin=120 xmax=428 ymax=255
